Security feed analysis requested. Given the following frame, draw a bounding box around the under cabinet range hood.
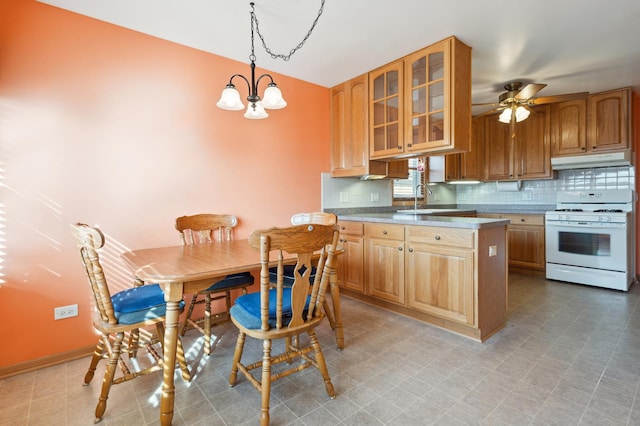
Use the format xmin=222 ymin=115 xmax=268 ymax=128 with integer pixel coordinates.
xmin=551 ymin=151 xmax=632 ymax=170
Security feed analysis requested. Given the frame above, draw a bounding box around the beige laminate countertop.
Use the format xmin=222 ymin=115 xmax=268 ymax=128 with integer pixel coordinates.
xmin=338 ymin=212 xmax=510 ymax=229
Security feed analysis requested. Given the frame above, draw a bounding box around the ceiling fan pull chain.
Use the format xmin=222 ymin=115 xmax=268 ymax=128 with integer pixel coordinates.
xmin=251 ymin=0 xmax=325 ymax=62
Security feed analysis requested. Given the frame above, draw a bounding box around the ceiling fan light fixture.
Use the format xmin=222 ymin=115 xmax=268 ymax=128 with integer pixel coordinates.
xmin=498 ymin=108 xmax=512 ymax=123
xmin=515 ymin=106 xmax=530 ymax=122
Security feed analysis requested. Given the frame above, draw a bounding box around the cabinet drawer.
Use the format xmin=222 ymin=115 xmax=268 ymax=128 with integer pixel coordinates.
xmin=501 ymin=214 xmax=544 ymax=226
xmin=338 ymin=221 xmax=364 ymax=236
xmin=364 ymin=223 xmax=404 ymax=240
xmin=405 ymin=226 xmax=474 ymax=249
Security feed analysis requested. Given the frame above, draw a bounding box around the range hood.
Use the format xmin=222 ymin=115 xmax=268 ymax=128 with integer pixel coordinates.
xmin=551 ymin=151 xmax=632 ymax=170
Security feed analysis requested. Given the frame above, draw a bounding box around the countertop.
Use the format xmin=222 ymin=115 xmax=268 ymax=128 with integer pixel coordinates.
xmin=338 ymin=211 xmax=510 ymax=229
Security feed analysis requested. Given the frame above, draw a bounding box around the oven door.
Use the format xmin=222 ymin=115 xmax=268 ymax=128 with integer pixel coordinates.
xmin=545 ymin=221 xmax=627 ymax=272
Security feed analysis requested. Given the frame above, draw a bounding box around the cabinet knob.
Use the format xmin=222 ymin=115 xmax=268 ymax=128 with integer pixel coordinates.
xmin=383 ymin=230 xmax=388 ymax=235
xmin=408 ymin=247 xmax=413 ymax=252
xmin=397 ymin=146 xmax=402 ymax=150
xmin=407 ymin=143 xmax=412 ymax=147
xmin=435 ymin=235 xmax=441 ymax=240
xmin=521 ymin=218 xmax=525 ymax=222
xmin=398 ymin=247 xmax=403 ymax=251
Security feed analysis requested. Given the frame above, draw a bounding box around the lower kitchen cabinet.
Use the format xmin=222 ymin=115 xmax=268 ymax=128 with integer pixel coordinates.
xmin=336 ymin=221 xmax=365 ymax=293
xmin=338 ymin=219 xmax=508 ymax=342
xmin=364 ymin=223 xmax=405 ymax=304
xmin=480 ymin=213 xmax=545 ymax=275
xmin=406 ymin=234 xmax=474 ymax=325
xmin=505 ymin=214 xmax=545 ymax=272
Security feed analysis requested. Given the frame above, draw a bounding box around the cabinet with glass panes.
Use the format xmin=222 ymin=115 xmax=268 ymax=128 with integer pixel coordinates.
xmin=369 ymin=36 xmax=472 ymax=160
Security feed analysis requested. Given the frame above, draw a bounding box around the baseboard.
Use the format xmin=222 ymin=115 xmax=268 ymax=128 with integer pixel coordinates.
xmin=0 ymin=344 xmax=95 ymax=380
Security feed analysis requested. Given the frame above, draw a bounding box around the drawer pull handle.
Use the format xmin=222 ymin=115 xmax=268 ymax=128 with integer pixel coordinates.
xmin=383 ymin=230 xmax=388 ymax=235
xmin=435 ymin=235 xmax=441 ymax=240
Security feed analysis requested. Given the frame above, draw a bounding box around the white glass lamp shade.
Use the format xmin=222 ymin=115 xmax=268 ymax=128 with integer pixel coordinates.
xmin=216 ymin=85 xmax=244 ymax=111
xmin=514 ymin=106 xmax=530 ymax=122
xmin=261 ymin=84 xmax=287 ymax=109
xmin=498 ymin=108 xmax=512 ymax=123
xmin=244 ymin=101 xmax=269 ymax=119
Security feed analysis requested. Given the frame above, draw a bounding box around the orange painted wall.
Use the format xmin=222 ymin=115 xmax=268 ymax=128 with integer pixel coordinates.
xmin=0 ymin=0 xmax=329 ymax=368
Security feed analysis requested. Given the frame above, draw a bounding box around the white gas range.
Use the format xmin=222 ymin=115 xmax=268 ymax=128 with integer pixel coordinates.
xmin=545 ymin=189 xmax=636 ymax=291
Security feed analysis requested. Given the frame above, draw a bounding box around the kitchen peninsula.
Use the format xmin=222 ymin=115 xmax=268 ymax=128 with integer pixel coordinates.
xmin=335 ymin=212 xmax=510 ymax=342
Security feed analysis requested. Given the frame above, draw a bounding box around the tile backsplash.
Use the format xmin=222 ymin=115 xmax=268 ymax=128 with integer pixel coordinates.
xmin=321 ymin=166 xmax=635 ymax=209
xmin=455 ymin=166 xmax=635 ymax=205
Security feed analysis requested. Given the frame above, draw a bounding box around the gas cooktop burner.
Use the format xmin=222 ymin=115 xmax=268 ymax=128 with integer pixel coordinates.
xmin=554 ymin=209 xmax=583 ymax=212
xmin=593 ymin=209 xmax=624 ymax=213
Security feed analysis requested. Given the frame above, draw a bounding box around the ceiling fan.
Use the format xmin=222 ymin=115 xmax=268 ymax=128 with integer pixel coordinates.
xmin=474 ymin=81 xmax=588 ymax=138
xmin=473 ymin=81 xmax=589 ymax=123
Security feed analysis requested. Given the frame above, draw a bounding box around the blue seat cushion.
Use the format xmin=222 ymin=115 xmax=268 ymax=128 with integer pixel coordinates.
xmin=268 ymin=265 xmax=317 ymax=286
xmin=203 ymin=271 xmax=254 ymax=292
xmin=111 ymin=283 xmax=184 ymax=325
xmin=230 ymin=288 xmax=310 ymax=330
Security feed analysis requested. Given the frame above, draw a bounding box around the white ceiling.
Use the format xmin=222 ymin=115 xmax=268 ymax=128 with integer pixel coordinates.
xmin=38 ymin=0 xmax=640 ymax=110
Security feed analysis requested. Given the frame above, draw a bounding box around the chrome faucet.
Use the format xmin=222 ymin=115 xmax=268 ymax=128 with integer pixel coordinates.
xmin=414 ymin=183 xmax=433 ymax=210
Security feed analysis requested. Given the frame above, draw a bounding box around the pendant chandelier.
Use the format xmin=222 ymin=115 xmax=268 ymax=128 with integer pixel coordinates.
xmin=216 ymin=1 xmax=325 ymax=119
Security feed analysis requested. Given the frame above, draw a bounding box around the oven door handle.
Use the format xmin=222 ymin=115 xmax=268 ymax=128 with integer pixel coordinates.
xmin=545 ymin=222 xmax=626 ymax=230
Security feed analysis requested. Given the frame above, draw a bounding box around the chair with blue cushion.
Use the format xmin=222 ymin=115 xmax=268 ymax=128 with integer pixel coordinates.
xmin=176 ymin=214 xmax=255 ymax=355
xmin=70 ymin=223 xmax=191 ymax=424
xmin=229 ymin=223 xmax=340 ymax=426
xmin=269 ymin=212 xmax=346 ymax=349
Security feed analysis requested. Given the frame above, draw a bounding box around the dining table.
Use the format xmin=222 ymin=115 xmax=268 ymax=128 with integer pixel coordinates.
xmin=121 ymin=239 xmax=344 ymax=425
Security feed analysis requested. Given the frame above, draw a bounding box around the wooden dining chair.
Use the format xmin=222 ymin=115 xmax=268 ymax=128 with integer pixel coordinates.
xmin=176 ymin=214 xmax=255 ymax=355
xmin=274 ymin=212 xmax=345 ymax=349
xmin=70 ymin=223 xmax=191 ymax=424
xmin=229 ymin=223 xmax=340 ymax=426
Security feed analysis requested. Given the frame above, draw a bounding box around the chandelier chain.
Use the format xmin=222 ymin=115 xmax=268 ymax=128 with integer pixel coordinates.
xmin=250 ymin=0 xmax=325 ymax=62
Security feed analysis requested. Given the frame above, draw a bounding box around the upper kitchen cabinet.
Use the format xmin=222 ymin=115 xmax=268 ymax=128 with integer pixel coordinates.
xmin=331 ymin=74 xmax=408 ymax=178
xmin=587 ymin=88 xmax=630 ymax=153
xmin=369 ymin=61 xmax=404 ymax=158
xmin=443 ymin=115 xmax=485 ymax=181
xmin=552 ymin=87 xmax=630 ymax=156
xmin=551 ymin=99 xmax=587 ymax=156
xmin=370 ymin=36 xmax=472 ymax=160
xmin=485 ymin=105 xmax=552 ymax=181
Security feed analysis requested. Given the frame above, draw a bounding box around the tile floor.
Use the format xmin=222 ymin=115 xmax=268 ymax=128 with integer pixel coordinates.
xmin=2 ymin=273 xmax=640 ymax=425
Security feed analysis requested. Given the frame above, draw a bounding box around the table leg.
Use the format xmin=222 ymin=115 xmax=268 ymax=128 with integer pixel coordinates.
xmin=160 ymin=283 xmax=183 ymax=426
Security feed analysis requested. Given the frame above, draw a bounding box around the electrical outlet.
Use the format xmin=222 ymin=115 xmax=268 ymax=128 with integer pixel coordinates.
xmin=370 ymin=192 xmax=379 ymax=202
xmin=54 ymin=304 xmax=78 ymax=320
xmin=339 ymin=192 xmax=349 ymax=203
xmin=522 ymin=192 xmax=532 ymax=201
xmin=489 ymin=245 xmax=497 ymax=257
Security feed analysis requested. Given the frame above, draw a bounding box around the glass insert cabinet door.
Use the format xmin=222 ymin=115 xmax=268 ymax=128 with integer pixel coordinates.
xmin=404 ymin=41 xmax=450 ymax=152
xmin=369 ymin=61 xmax=404 ymax=158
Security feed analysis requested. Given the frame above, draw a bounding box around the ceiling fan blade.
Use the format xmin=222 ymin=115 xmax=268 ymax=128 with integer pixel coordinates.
xmin=472 ymin=102 xmax=501 ymax=107
xmin=514 ymin=83 xmax=547 ymax=100
xmin=530 ymin=92 xmax=589 ymax=105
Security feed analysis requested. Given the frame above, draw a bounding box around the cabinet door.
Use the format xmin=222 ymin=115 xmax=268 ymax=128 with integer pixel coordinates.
xmin=406 ymin=243 xmax=474 ymax=325
xmin=515 ymin=105 xmax=551 ymax=179
xmin=551 ymin=100 xmax=587 ymax=156
xmin=484 ymin=115 xmax=513 ymax=181
xmin=338 ymin=234 xmax=365 ymax=293
xmin=370 ymin=61 xmax=404 ymax=158
xmin=404 ymin=44 xmax=447 ymax=153
xmin=461 ymin=116 xmax=484 ymax=180
xmin=366 ymin=237 xmax=405 ymax=304
xmin=507 ymin=224 xmax=545 ymax=270
xmin=587 ymin=89 xmax=630 ymax=152
xmin=331 ymin=75 xmax=369 ymax=177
